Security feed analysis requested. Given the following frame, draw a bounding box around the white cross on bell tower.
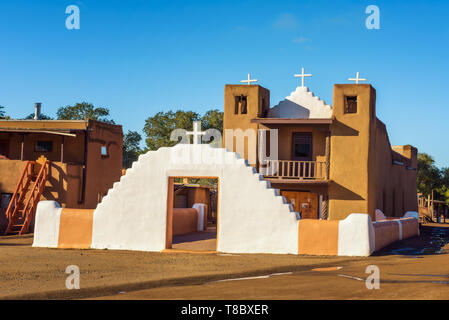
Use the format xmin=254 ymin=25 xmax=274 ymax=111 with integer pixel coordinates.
xmin=348 ymin=72 xmax=367 ymax=84
xmin=294 ymin=67 xmax=312 ymax=87
xmin=240 ymin=73 xmax=258 ymax=85
xmin=186 ymin=121 xmax=206 ymax=144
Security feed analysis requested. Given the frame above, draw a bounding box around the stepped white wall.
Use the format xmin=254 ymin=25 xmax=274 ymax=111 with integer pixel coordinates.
xmin=268 ymin=86 xmax=332 ymax=119
xmin=91 ymin=144 xmax=300 ymax=254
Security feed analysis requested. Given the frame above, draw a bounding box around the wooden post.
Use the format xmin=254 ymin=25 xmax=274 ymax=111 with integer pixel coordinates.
xmin=60 ymin=136 xmax=65 ymax=163
xmin=20 ymin=134 xmax=24 ymax=161
xmin=325 ymin=131 xmax=330 ymax=180
xmin=431 ymin=190 xmax=435 ymax=221
xmin=166 ymin=177 xmax=174 ymax=249
xmin=321 ymin=194 xmax=329 ymax=220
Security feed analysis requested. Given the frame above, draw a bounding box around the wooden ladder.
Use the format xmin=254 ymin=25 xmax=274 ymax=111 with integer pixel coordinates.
xmin=4 ymin=158 xmax=50 ymax=235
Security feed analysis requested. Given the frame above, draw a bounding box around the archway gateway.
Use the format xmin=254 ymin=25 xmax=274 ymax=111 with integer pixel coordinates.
xmin=166 ymin=176 xmax=219 ymax=252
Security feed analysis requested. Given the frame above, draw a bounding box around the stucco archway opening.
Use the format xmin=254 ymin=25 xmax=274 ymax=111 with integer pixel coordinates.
xmin=166 ymin=176 xmax=219 ymax=252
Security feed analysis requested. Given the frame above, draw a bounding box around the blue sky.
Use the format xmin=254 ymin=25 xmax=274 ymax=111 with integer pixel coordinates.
xmin=0 ymin=0 xmax=448 ymax=167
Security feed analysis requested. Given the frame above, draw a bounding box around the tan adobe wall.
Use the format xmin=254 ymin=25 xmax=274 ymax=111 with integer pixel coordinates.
xmin=329 ymin=84 xmax=417 ymax=221
xmin=370 ymin=121 xmax=418 ymax=218
xmin=84 ymin=120 xmax=123 ymax=209
xmin=328 ymin=84 xmax=374 ymax=220
xmin=172 ymin=208 xmax=198 ymax=236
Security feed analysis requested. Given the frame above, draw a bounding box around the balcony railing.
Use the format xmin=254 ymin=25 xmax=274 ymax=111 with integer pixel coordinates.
xmin=259 ymin=160 xmax=328 ymax=180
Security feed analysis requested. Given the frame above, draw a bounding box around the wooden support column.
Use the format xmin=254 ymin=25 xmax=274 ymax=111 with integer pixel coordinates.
xmin=325 ymin=131 xmax=330 ymax=180
xmin=321 ymin=194 xmax=329 ymax=220
xmin=166 ymin=177 xmax=174 ymax=249
xmin=61 ymin=136 xmax=65 ymax=163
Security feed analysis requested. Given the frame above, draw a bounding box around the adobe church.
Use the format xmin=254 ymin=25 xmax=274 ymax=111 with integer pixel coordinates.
xmin=223 ymin=70 xmax=418 ymax=222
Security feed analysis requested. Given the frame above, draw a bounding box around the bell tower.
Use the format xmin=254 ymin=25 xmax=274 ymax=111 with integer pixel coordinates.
xmin=223 ymin=83 xmax=270 ymax=164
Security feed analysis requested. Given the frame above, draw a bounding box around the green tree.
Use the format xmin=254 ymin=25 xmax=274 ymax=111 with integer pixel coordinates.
xmin=123 ymin=130 xmax=142 ymax=169
xmin=0 ymin=105 xmax=8 ymax=119
xmin=143 ymin=110 xmax=200 ymax=151
xmin=143 ymin=109 xmax=223 ymax=151
xmin=439 ymin=168 xmax=449 ymax=201
xmin=201 ymin=109 xmax=223 ymax=131
xmin=56 ymin=102 xmax=114 ymax=123
xmin=417 ymin=153 xmax=442 ymax=197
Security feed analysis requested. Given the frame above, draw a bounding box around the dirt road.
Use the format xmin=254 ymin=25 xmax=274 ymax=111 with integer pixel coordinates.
xmin=0 ymin=223 xmax=448 ymax=300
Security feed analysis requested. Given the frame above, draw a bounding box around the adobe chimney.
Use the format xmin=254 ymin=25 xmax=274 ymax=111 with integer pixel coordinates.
xmin=34 ymin=103 xmax=42 ymax=120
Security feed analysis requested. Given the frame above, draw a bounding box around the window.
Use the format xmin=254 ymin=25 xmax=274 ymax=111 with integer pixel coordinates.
xmin=35 ymin=141 xmax=53 ymax=152
xmin=344 ymin=96 xmax=358 ymax=114
xmin=234 ymin=95 xmax=247 ymax=114
xmin=1 ymin=193 xmax=12 ymax=209
xmin=295 ymin=143 xmax=310 ymax=158
xmin=0 ymin=141 xmax=9 ymax=158
xmin=292 ymin=133 xmax=313 ymax=161
xmin=101 ymin=145 xmax=108 ymax=156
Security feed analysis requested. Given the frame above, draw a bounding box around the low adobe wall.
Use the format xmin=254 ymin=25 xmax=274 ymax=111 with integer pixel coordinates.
xmin=298 ymin=220 xmax=339 ymax=255
xmin=34 ymin=201 xmax=208 ymax=248
xmin=33 ymin=201 xmax=94 ymax=249
xmin=298 ymin=212 xmax=419 ymax=256
xmin=173 ymin=208 xmax=198 ymax=236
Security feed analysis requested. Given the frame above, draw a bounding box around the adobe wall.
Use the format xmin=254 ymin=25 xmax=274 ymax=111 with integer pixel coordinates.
xmin=370 ymin=120 xmax=418 ymax=218
xmin=172 ymin=208 xmax=198 ymax=236
xmin=328 ymin=84 xmax=374 ymax=220
xmin=84 ymin=120 xmax=123 ymax=209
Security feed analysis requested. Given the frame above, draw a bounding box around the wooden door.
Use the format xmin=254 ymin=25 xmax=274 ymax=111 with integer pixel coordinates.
xmin=281 ymin=191 xmax=319 ymax=219
xmin=0 ymin=140 xmax=9 ymax=158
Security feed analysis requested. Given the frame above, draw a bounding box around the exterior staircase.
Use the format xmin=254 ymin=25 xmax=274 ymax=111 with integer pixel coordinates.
xmin=4 ymin=158 xmax=50 ymax=235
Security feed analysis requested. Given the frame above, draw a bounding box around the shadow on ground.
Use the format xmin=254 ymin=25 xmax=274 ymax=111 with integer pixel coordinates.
xmin=373 ymin=223 xmax=449 ymax=256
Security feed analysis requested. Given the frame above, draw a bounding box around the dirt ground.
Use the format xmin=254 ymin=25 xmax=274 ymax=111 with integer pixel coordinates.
xmin=0 ymin=223 xmax=448 ymax=300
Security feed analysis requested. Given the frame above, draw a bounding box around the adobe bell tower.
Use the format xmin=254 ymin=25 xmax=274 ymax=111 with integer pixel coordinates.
xmin=222 ymin=81 xmax=270 ymax=163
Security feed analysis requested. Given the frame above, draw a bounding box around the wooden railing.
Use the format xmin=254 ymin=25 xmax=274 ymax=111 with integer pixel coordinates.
xmin=259 ymin=160 xmax=328 ymax=180
xmin=4 ymin=159 xmax=50 ymax=235
xmin=20 ymin=160 xmax=50 ymax=234
xmin=5 ymin=161 xmax=35 ymax=220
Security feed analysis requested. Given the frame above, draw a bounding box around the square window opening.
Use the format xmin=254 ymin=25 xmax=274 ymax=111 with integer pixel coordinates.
xmin=101 ymin=145 xmax=108 ymax=157
xmin=35 ymin=141 xmax=53 ymax=152
xmin=345 ymin=96 xmax=358 ymax=114
xmin=234 ymin=95 xmax=247 ymax=114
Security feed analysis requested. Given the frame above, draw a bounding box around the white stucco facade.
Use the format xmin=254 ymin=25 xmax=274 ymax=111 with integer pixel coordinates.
xmin=267 ymin=86 xmax=332 ymax=119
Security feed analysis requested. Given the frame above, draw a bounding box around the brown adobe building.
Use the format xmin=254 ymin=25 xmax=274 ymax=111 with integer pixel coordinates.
xmin=0 ymin=112 xmax=123 ymax=233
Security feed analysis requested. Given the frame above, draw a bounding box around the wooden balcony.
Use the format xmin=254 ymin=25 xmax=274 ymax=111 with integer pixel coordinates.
xmin=259 ymin=160 xmax=329 ymax=181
